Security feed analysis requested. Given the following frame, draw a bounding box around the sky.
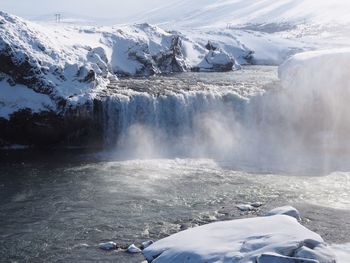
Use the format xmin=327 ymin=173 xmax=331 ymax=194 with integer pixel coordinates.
xmin=0 ymin=0 xmax=168 ymax=22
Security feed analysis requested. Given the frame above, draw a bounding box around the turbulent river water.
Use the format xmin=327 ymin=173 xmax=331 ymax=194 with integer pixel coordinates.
xmin=1 ymin=66 xmax=350 ymax=263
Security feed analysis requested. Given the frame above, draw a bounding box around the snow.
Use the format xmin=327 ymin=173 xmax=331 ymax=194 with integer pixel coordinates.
xmin=265 ymin=206 xmax=301 ymax=221
xmin=132 ymin=0 xmax=350 ymax=29
xmin=278 ymin=49 xmax=350 ymax=150
xmin=143 ymin=210 xmax=336 ymax=263
xmin=279 ymin=48 xmax=350 ymax=91
xmin=0 ymin=78 xmax=55 ymax=119
xmin=330 ymin=243 xmax=350 ymax=263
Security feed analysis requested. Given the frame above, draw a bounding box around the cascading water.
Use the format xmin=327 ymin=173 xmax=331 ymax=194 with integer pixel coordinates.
xmin=98 ymin=64 xmax=350 ymax=172
xmin=101 ymin=88 xmax=247 ymax=158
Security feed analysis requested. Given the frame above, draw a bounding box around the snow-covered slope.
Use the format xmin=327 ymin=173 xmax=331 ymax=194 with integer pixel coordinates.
xmin=133 ymin=0 xmax=350 ymax=29
xmin=0 ymin=11 xmax=111 ymax=112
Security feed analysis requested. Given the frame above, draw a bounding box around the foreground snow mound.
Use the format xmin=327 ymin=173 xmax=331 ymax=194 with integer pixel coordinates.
xmin=143 ymin=214 xmax=335 ymax=263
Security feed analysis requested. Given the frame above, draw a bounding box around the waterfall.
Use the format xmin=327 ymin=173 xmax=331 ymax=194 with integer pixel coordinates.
xmin=98 ymin=63 xmax=350 ymax=172
xmin=100 ymin=88 xmax=248 ymax=158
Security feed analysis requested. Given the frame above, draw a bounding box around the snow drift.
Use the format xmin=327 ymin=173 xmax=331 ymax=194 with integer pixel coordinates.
xmin=143 ymin=208 xmax=336 ymax=263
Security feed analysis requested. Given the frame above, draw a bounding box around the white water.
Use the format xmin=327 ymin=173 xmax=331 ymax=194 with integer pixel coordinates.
xmin=100 ymin=66 xmax=350 ymax=174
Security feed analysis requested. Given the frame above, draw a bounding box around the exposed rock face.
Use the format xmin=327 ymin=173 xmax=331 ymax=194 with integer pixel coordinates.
xmin=0 ymin=41 xmax=54 ymax=96
xmin=156 ymin=35 xmax=189 ymax=73
xmin=0 ymin=104 xmax=104 ymax=148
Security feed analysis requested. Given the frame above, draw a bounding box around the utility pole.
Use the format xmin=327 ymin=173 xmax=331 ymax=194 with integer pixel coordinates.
xmin=55 ymin=13 xmax=61 ymax=23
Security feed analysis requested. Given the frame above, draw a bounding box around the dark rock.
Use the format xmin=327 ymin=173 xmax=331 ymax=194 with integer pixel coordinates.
xmin=205 ymin=41 xmax=217 ymax=51
xmin=156 ymin=35 xmax=188 ymax=73
xmin=0 ymin=41 xmax=53 ymax=95
xmin=0 ymin=105 xmax=105 ymax=148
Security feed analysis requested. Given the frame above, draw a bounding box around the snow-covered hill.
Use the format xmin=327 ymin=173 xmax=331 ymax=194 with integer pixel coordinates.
xmin=133 ymin=0 xmax=350 ymax=29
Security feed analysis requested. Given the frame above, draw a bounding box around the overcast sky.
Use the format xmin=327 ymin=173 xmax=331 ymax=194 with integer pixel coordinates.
xmin=1 ymin=0 xmax=169 ymax=21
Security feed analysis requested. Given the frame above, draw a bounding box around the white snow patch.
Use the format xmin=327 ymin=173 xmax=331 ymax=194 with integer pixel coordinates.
xmin=143 ymin=213 xmax=334 ymax=263
xmin=330 ymin=243 xmax=350 ymax=263
xmin=0 ymin=80 xmax=55 ymax=119
xmin=266 ymin=206 xmax=302 ymax=221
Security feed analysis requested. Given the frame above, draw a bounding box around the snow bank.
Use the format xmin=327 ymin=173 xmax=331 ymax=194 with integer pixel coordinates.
xmin=330 ymin=243 xmax=350 ymax=263
xmin=279 ymin=48 xmax=350 ymax=92
xmin=272 ymin=48 xmax=350 ymax=155
xmin=143 ymin=210 xmax=335 ymax=263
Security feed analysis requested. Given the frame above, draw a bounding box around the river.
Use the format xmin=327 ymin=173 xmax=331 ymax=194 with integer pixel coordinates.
xmin=1 ymin=66 xmax=350 ymax=262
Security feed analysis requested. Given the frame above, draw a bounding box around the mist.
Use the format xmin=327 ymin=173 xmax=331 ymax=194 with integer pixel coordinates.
xmin=106 ymin=50 xmax=350 ymax=175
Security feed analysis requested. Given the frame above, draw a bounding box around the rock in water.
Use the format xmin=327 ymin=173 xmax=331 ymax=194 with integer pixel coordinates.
xmin=251 ymin=202 xmax=263 ymax=208
xmin=127 ymin=244 xmax=142 ymax=253
xmin=266 ymin=206 xmax=302 ymax=221
xmin=143 ymin=210 xmax=335 ymax=263
xmin=99 ymin=241 xmax=117 ymax=250
xmin=236 ymin=204 xmax=255 ymax=211
xmin=141 ymin=240 xmax=154 ymax=250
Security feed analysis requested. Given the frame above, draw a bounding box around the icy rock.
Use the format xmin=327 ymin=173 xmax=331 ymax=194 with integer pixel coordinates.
xmin=143 ymin=214 xmax=335 ymax=263
xmin=194 ymin=49 xmax=237 ymax=72
xmin=99 ymin=241 xmax=117 ymax=250
xmin=236 ymin=204 xmax=255 ymax=211
xmin=257 ymin=253 xmax=318 ymax=263
xmin=251 ymin=202 xmax=263 ymax=208
xmin=295 ymin=244 xmax=336 ymax=263
xmin=266 ymin=206 xmax=302 ymax=221
xmin=127 ymin=244 xmax=142 ymax=253
xmin=141 ymin=240 xmax=154 ymax=250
